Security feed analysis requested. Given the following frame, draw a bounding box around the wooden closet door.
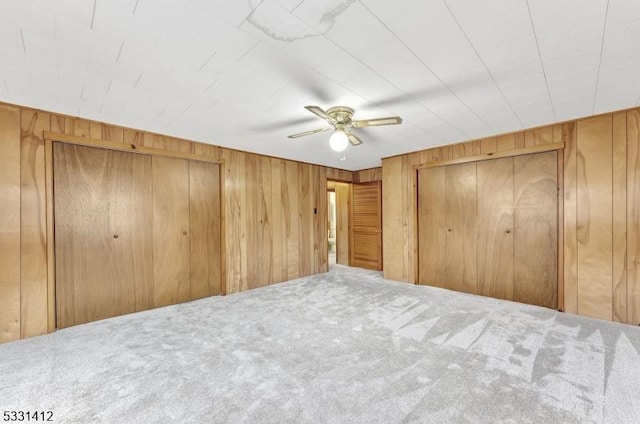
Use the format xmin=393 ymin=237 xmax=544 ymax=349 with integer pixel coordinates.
xmin=514 ymin=151 xmax=558 ymax=308
xmin=350 ymin=181 xmax=382 ymax=270
xmin=477 ymin=157 xmax=514 ymax=300
xmin=445 ymin=162 xmax=477 ymax=294
xmin=417 ymin=167 xmax=446 ymax=288
xmin=189 ymin=161 xmax=222 ymax=299
xmin=152 ymin=156 xmax=190 ymax=307
xmin=54 ymin=143 xmax=153 ymax=328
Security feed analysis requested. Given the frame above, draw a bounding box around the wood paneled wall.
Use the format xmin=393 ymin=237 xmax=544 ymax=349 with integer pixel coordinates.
xmin=383 ymin=106 xmax=640 ymax=325
xmin=0 ymin=101 xmax=353 ymax=343
xmin=354 ymin=167 xmax=382 ymax=183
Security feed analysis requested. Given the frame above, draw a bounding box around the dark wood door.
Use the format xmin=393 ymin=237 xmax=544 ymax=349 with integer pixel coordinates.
xmin=350 ymin=181 xmax=382 ymax=270
xmin=54 ymin=143 xmax=154 ymax=328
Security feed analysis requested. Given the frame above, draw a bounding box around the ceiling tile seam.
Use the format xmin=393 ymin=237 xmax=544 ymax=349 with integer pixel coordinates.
xmin=19 ymin=29 xmax=26 ymax=53
xmin=290 ymin=0 xmax=306 ymax=13
xmin=238 ymin=0 xmax=267 ymax=29
xmin=442 ymin=0 xmax=525 ymax=129
xmin=358 ymin=0 xmax=497 ymax=135
xmin=90 ymin=0 xmax=97 ymax=29
xmin=591 ymin=0 xmax=611 ymax=115
xmin=2 ymin=78 xmax=10 ymax=94
xmin=132 ymin=0 xmax=140 ymax=14
xmin=525 ymin=0 xmax=557 ymax=122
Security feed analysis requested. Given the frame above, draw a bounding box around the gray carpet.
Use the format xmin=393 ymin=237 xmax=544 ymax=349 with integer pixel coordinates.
xmin=1 ymin=265 xmax=640 ymax=423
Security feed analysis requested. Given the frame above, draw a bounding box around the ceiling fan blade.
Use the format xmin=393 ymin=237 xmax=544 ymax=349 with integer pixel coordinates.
xmin=352 ymin=116 xmax=402 ymax=128
xmin=287 ymin=127 xmax=330 ymax=139
xmin=345 ymin=131 xmax=363 ymax=146
xmin=304 ymin=105 xmax=330 ymax=121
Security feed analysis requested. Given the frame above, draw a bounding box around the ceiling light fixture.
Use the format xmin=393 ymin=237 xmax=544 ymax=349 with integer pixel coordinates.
xmin=329 ymin=129 xmax=349 ymax=152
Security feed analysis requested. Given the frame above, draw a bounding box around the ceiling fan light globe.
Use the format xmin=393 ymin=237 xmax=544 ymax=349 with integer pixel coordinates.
xmin=329 ymin=130 xmax=349 ymax=152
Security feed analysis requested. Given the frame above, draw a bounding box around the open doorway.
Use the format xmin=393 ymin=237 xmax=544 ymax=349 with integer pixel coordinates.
xmin=327 ymin=180 xmax=351 ymax=267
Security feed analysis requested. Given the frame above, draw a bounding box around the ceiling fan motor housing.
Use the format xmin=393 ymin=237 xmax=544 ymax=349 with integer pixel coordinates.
xmin=327 ymin=106 xmax=354 ymax=127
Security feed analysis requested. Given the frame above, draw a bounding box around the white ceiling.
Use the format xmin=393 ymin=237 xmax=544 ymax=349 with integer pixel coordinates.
xmin=1 ymin=0 xmax=639 ymax=170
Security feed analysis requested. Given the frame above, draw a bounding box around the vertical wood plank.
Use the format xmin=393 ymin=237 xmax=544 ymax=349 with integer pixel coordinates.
xmin=20 ymin=110 xmax=50 ymax=338
xmin=612 ymin=112 xmax=627 ymax=323
xmin=314 ymin=165 xmax=328 ymax=273
xmin=102 ymin=125 xmax=124 ymax=143
xmin=0 ymin=105 xmax=21 ymax=342
xmin=628 ymin=110 xmax=640 ymax=325
xmin=244 ymin=154 xmax=260 ymax=288
xmin=335 ymin=182 xmax=351 ymax=265
xmin=514 ymin=151 xmax=558 ymax=309
xmin=563 ymin=123 xmax=579 ymax=314
xmin=576 ymin=116 xmax=613 ymax=320
xmin=285 ymin=160 xmax=300 ymax=279
xmin=417 ymin=167 xmax=446 ymax=288
xmin=298 ymin=164 xmax=313 ymax=275
xmin=445 ymin=162 xmax=477 ymax=294
xmin=152 ymin=156 xmax=191 ymax=307
xmin=477 ymin=157 xmax=514 ymax=301
xmin=258 ymin=156 xmax=273 ymax=286
xmin=496 ymin=134 xmax=515 ymax=152
xmin=90 ymin=122 xmax=102 ymax=139
xmin=270 ymin=158 xmax=283 ymax=283
xmin=480 ymin=137 xmax=498 ymax=154
xmin=189 ymin=161 xmax=222 ymax=299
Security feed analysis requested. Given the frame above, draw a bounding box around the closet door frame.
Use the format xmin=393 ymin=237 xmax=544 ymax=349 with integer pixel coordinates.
xmin=414 ymin=142 xmax=564 ymax=310
xmin=44 ymin=132 xmax=226 ymax=332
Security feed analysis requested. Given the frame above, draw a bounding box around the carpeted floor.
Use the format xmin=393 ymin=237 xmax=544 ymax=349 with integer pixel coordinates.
xmin=1 ymin=265 xmax=640 ymax=423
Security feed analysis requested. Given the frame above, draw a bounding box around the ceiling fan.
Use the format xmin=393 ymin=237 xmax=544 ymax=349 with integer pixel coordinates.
xmin=287 ymin=106 xmax=403 ymax=152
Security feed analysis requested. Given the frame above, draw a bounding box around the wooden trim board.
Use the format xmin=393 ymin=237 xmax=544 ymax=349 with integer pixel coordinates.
xmin=44 ymin=132 xmax=224 ymax=164
xmin=413 ymin=142 xmax=564 ymax=170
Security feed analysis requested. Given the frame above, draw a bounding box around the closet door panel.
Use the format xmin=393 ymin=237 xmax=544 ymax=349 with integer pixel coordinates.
xmin=417 ymin=167 xmax=446 ymax=288
xmin=54 ymin=143 xmax=153 ymax=328
xmin=152 ymin=156 xmax=191 ymax=307
xmin=477 ymin=157 xmax=514 ymax=300
xmin=189 ymin=161 xmax=222 ymax=299
xmin=350 ymin=181 xmax=383 ymax=270
xmin=514 ymin=151 xmax=558 ymax=308
xmin=445 ymin=162 xmax=477 ymax=294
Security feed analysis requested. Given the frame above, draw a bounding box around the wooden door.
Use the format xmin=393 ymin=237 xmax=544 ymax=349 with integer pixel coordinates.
xmin=514 ymin=151 xmax=558 ymax=308
xmin=350 ymin=181 xmax=382 ymax=270
xmin=477 ymin=157 xmax=514 ymax=300
xmin=189 ymin=161 xmax=222 ymax=299
xmin=445 ymin=162 xmax=477 ymax=294
xmin=54 ymin=143 xmax=154 ymax=328
xmin=417 ymin=167 xmax=446 ymax=288
xmin=152 ymin=156 xmax=190 ymax=307
xmin=334 ymin=182 xmax=351 ymax=265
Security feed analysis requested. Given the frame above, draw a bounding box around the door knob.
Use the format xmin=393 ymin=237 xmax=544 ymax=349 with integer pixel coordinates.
xmin=113 ymin=234 xmax=119 ymax=239
xmin=447 ymin=228 xmax=452 ymax=232
xmin=182 ymin=231 xmax=188 ymax=236
xmin=506 ymin=229 xmax=511 ymax=234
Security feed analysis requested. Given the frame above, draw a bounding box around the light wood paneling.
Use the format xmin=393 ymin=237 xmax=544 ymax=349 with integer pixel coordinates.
xmin=334 ymin=182 xmax=351 ymax=265
xmin=445 ymin=162 xmax=477 ymax=294
xmin=628 ymin=110 xmax=640 ymax=325
xmin=477 ymin=157 xmax=514 ymax=300
xmin=354 ymin=167 xmax=382 ymax=183
xmin=563 ymin=123 xmax=578 ymax=314
xmin=613 ymin=112 xmax=627 ymax=323
xmin=417 ymin=167 xmax=446 ymax=288
xmin=54 ymin=143 xmax=154 ymax=328
xmin=0 ymin=105 xmax=21 ymax=343
xmin=189 ymin=161 xmax=222 ymax=299
xmin=382 ymin=155 xmax=406 ymax=280
xmin=513 ymin=151 xmax=558 ymax=308
xmin=351 ymin=181 xmax=383 ymax=270
xmin=152 ymin=156 xmax=191 ymax=307
xmin=21 ymin=110 xmax=49 ymax=338
xmin=576 ymin=116 xmax=613 ymax=320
